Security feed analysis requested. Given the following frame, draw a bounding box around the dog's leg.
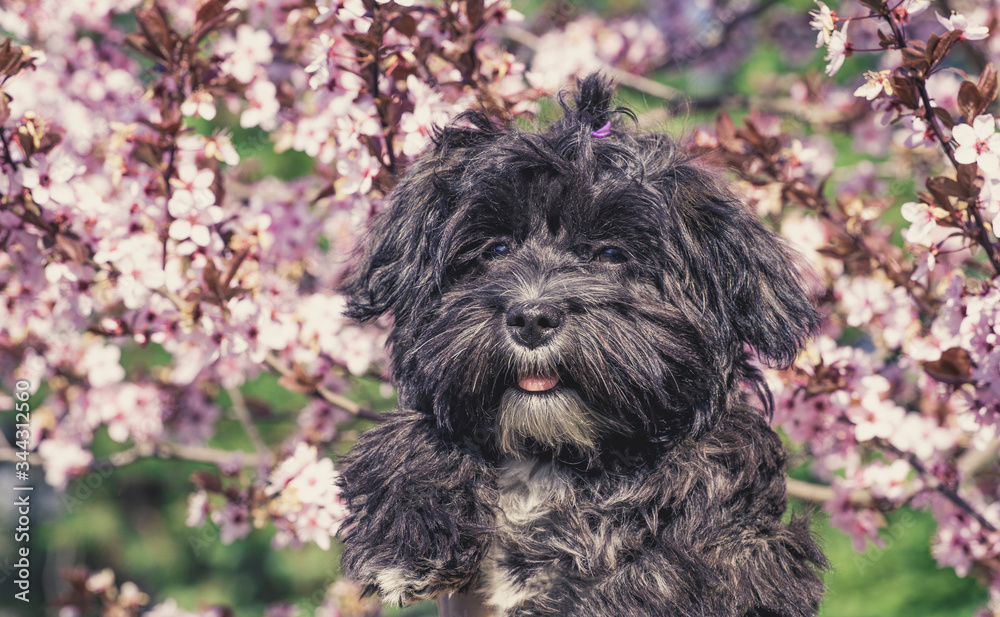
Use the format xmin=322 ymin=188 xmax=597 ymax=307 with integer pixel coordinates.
xmin=338 ymin=410 xmax=497 ymax=605
xmin=703 ymin=514 xmax=828 ymax=617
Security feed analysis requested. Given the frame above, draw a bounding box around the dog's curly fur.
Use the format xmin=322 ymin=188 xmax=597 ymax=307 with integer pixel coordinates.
xmin=338 ymin=74 xmax=827 ymax=617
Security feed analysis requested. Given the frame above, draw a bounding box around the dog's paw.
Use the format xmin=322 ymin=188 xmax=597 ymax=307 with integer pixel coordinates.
xmin=348 ymin=559 xmax=486 ymax=606
xmin=369 ymin=567 xmax=446 ymax=605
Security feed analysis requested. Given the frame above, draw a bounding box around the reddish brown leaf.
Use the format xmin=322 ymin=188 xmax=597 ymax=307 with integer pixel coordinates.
xmin=134 ymin=8 xmax=178 ymax=66
xmin=55 ymin=234 xmax=90 ymax=264
xmin=935 ymin=30 xmax=963 ymax=66
xmin=190 ymin=470 xmax=222 ymax=492
xmin=311 ymin=184 xmax=337 ymax=204
xmin=0 ymin=38 xmax=24 ymax=77
xmin=715 ymin=110 xmax=738 ymax=150
xmin=927 ymin=175 xmax=967 ymax=198
xmin=901 ymin=44 xmax=930 ymax=74
xmin=203 ymin=257 xmax=222 ymax=300
xmin=891 ymin=76 xmax=920 ymax=109
xmin=925 ymin=31 xmax=961 ymax=70
xmin=876 ymin=28 xmax=895 ymax=48
xmin=957 ymin=162 xmax=985 ymax=195
xmin=192 ymin=8 xmax=240 ymax=45
xmin=222 ymin=247 xmax=250 ymax=290
xmin=958 ymin=81 xmax=984 ymax=124
xmin=466 ymin=0 xmax=485 ymax=28
xmin=925 ymin=32 xmax=941 ymax=62
xmin=978 ymin=63 xmax=998 ymax=109
xmin=195 ymin=0 xmax=228 ymax=24
xmin=391 ymin=14 xmax=417 ymax=37
xmin=133 ymin=140 xmax=165 ymax=170
xmin=924 ymin=347 xmax=973 ymax=384
xmin=124 ymin=32 xmax=164 ymax=62
xmin=933 ymin=107 xmax=954 ymax=130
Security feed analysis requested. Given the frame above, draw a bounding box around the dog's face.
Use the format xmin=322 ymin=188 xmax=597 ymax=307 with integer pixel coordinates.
xmin=345 ymin=76 xmax=819 ymax=465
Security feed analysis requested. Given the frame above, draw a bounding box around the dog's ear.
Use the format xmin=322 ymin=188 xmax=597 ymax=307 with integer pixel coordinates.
xmin=648 ymin=147 xmax=821 ymax=368
xmin=342 ymin=112 xmax=500 ymax=323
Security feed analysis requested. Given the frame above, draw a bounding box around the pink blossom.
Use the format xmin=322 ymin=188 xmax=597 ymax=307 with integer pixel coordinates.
xmin=241 ymin=79 xmax=280 ymax=130
xmin=21 ymin=152 xmax=80 ymax=205
xmin=399 ymin=75 xmax=459 ymax=157
xmin=894 ymin=0 xmax=929 ymax=23
xmin=267 ymin=442 xmax=318 ymax=496
xmin=854 ymin=70 xmax=892 ymax=101
xmin=864 ymin=459 xmax=911 ymax=502
xmin=37 ymin=438 xmax=93 ymax=489
xmin=901 ymin=201 xmax=939 ymax=247
xmin=888 ymin=413 xmax=956 ymax=459
xmin=211 ymin=501 xmax=252 ymax=545
xmin=936 ymin=12 xmax=989 ymax=41
xmin=99 ymin=383 xmax=164 ymax=443
xmin=217 ymin=25 xmax=273 ymax=84
xmin=81 ymin=343 xmax=125 ymax=387
xmin=849 ymin=388 xmax=905 ymax=442
xmin=290 ymin=504 xmax=339 ymax=551
xmin=954 ymin=115 xmax=1000 ymax=176
xmin=186 ymin=490 xmax=209 ymax=528
xmin=180 ymin=90 xmax=216 ymax=121
xmin=826 ymin=478 xmax=883 ymax=552
xmin=168 ymin=165 xmax=222 ymax=252
xmin=823 ymin=21 xmax=851 ymax=77
xmin=288 ymin=457 xmax=338 ymax=506
xmin=836 ymin=276 xmax=891 ymax=327
xmin=900 ymin=115 xmax=937 ymax=149
xmin=809 ymin=1 xmax=837 ymax=48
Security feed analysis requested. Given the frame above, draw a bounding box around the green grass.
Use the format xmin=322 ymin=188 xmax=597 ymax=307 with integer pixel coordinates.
xmin=814 ymin=507 xmax=987 ymax=617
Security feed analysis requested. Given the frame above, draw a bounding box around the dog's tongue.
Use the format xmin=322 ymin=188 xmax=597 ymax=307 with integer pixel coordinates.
xmin=519 ymin=373 xmax=560 ymax=392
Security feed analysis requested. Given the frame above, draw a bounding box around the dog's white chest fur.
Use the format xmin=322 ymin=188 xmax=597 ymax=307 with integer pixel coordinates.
xmin=479 ymin=458 xmax=572 ymax=613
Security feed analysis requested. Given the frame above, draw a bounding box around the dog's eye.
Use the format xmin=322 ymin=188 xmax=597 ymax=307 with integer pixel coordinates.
xmin=484 ymin=243 xmax=510 ymax=260
xmin=594 ymin=247 xmax=627 ymax=264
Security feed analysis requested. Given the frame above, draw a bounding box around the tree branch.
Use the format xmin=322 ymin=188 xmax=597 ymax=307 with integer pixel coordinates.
xmin=786 ymin=477 xmax=872 ymax=507
xmin=0 ymin=441 xmax=265 ymax=469
xmin=264 ymin=352 xmax=384 ymax=422
xmin=227 ymin=385 xmax=271 ymax=466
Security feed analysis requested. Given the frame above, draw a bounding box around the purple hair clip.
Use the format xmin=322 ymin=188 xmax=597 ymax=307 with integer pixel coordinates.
xmin=590 ymin=120 xmax=612 ymax=138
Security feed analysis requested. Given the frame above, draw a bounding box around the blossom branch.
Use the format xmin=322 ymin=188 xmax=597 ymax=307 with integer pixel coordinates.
xmin=0 ymin=441 xmax=265 ymax=469
xmin=227 ymin=385 xmax=272 ymax=465
xmin=885 ymin=441 xmax=999 ymax=533
xmin=787 ymin=477 xmax=872 ymax=507
xmin=263 ymin=352 xmax=383 ymax=422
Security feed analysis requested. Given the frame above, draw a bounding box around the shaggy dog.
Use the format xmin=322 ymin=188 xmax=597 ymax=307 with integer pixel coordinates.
xmin=338 ymin=74 xmax=827 ymax=617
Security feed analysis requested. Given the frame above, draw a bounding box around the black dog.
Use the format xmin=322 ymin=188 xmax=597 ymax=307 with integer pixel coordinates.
xmin=338 ymin=74 xmax=826 ymax=617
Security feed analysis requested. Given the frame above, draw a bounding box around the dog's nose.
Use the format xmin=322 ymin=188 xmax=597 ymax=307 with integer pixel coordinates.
xmin=506 ymin=302 xmax=563 ymax=348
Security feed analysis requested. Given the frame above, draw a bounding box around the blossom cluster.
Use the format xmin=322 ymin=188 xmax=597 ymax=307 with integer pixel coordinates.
xmin=0 ymin=0 xmax=536 ymax=541
xmin=736 ymin=0 xmax=1000 ymax=609
xmin=53 ymin=565 xmax=380 ymax=617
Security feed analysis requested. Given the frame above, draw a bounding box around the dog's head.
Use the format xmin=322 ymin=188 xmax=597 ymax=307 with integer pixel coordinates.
xmin=344 ymin=75 xmax=819 ymax=465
